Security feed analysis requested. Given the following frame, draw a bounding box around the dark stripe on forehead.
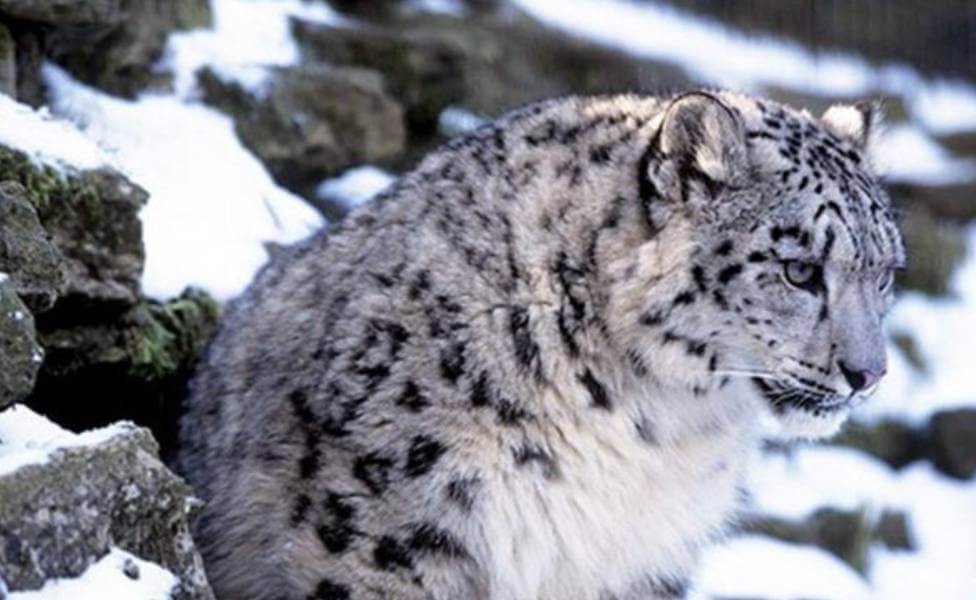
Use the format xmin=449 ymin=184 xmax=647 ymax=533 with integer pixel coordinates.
xmin=821 ymin=226 xmax=835 ymax=263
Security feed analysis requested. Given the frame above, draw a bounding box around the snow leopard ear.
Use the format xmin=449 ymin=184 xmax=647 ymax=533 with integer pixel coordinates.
xmin=647 ymin=92 xmax=748 ymax=206
xmin=821 ymin=100 xmax=883 ymax=151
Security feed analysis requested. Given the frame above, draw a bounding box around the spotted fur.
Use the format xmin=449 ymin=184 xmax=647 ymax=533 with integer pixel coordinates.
xmin=179 ymin=91 xmax=904 ymax=600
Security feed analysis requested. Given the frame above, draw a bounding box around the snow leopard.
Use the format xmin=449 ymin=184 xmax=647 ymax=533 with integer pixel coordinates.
xmin=178 ymin=90 xmax=904 ymax=600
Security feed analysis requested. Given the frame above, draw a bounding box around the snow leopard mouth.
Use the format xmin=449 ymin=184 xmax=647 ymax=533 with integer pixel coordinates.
xmin=751 ymin=378 xmax=850 ymax=416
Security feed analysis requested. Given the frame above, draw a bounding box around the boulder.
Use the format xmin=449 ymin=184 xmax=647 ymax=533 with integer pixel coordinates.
xmin=0 ymin=146 xmax=147 ymax=313
xmin=292 ymin=19 xmax=467 ymax=132
xmin=0 ymin=0 xmax=123 ymax=25
xmin=929 ymin=409 xmax=976 ymax=480
xmin=743 ymin=506 xmax=915 ymax=575
xmin=890 ymin=181 xmax=976 ymax=223
xmin=0 ymin=406 xmax=214 ymax=599
xmin=831 ymin=419 xmax=928 ymax=470
xmin=390 ymin=10 xmax=693 ymax=120
xmin=0 ymin=181 xmax=66 ymax=313
xmin=1 ymin=0 xmax=212 ymax=99
xmin=893 ymin=201 xmax=967 ymax=297
xmin=199 ymin=64 xmax=406 ymax=200
xmin=0 ymin=277 xmax=42 ymax=409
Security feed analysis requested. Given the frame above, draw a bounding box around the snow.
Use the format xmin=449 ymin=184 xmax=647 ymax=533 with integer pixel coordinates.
xmin=410 ymin=0 xmax=467 ymax=17
xmin=316 ymin=165 xmax=396 ymax=210
xmin=43 ymin=63 xmax=323 ymax=301
xmin=0 ymin=405 xmax=132 ymax=477
xmin=7 ymin=547 xmax=176 ymax=600
xmin=0 ymin=94 xmax=109 ymax=173
xmin=741 ymin=444 xmax=976 ymax=599
xmin=510 ymin=0 xmax=976 ymax=135
xmin=161 ymin=0 xmax=345 ymax=98
xmin=860 ymin=226 xmax=976 ymax=423
xmin=693 ymin=536 xmax=872 ymax=600
xmin=438 ymin=106 xmax=489 ymax=137
xmin=873 ymin=125 xmax=976 ymax=184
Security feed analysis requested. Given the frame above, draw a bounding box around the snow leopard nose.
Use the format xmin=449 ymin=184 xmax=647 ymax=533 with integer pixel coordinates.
xmin=837 ymin=361 xmax=885 ymax=392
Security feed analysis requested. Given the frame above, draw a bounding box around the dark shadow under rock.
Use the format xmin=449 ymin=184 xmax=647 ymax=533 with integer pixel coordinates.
xmin=28 ymin=288 xmax=220 ymax=463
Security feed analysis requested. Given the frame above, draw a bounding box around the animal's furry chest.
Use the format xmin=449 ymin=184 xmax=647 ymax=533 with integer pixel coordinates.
xmin=475 ymin=394 xmax=756 ymax=600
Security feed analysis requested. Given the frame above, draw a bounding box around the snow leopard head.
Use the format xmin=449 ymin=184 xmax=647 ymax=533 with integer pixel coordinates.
xmin=641 ymin=92 xmax=905 ymax=438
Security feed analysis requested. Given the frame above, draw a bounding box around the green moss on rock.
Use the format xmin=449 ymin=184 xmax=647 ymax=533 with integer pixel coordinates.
xmin=130 ymin=289 xmax=221 ymax=382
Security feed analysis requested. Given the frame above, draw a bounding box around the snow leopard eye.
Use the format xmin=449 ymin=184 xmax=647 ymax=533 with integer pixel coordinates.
xmin=782 ymin=260 xmax=823 ymax=293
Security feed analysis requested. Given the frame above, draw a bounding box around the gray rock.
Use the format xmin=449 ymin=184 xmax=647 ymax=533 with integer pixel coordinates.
xmin=890 ymin=181 xmax=976 ymax=223
xmin=0 ymin=0 xmax=123 ymax=25
xmin=33 ymin=168 xmax=148 ymax=313
xmin=26 ymin=0 xmax=212 ymax=98
xmin=893 ymin=201 xmax=968 ymax=297
xmin=293 ymin=19 xmax=467 ymax=132
xmin=929 ymin=409 xmax=976 ymax=480
xmin=0 ymin=278 xmax=42 ymax=409
xmin=743 ymin=506 xmax=915 ymax=575
xmin=831 ymin=418 xmax=928 ymax=470
xmin=392 ymin=10 xmax=693 ymax=120
xmin=199 ymin=64 xmax=406 ymax=199
xmin=0 ymin=181 xmax=67 ymax=313
xmin=0 ymin=146 xmax=148 ymax=313
xmin=0 ymin=420 xmax=214 ymax=599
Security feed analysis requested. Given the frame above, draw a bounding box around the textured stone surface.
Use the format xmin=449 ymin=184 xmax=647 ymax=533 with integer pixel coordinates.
xmin=0 ymin=420 xmax=214 ymax=599
xmin=0 ymin=147 xmax=147 ymax=313
xmin=0 ymin=278 xmax=42 ymax=409
xmin=35 ymin=168 xmax=148 ymax=313
xmin=0 ymin=0 xmax=123 ymax=25
xmin=293 ymin=19 xmax=466 ymax=132
xmin=0 ymin=181 xmax=66 ymax=313
xmin=199 ymin=64 xmax=406 ymax=198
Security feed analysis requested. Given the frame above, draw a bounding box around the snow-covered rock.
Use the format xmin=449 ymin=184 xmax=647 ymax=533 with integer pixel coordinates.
xmin=0 ymin=405 xmax=213 ymax=600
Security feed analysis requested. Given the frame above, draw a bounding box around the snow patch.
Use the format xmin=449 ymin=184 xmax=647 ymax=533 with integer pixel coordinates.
xmin=873 ymin=125 xmax=976 ymax=184
xmin=510 ymin=0 xmax=976 ymax=136
xmin=409 ymin=0 xmax=467 ymax=17
xmin=693 ymin=535 xmax=872 ymax=600
xmin=316 ymin=166 xmax=396 ymax=210
xmin=43 ymin=63 xmax=323 ymax=301
xmin=0 ymin=405 xmax=132 ymax=477
xmin=161 ymin=0 xmax=345 ymax=98
xmin=0 ymin=94 xmax=109 ymax=173
xmin=438 ymin=106 xmax=489 ymax=136
xmin=7 ymin=547 xmax=176 ymax=600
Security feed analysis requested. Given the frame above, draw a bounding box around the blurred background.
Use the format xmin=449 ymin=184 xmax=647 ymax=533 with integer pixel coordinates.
xmin=0 ymin=1 xmax=974 ymax=599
